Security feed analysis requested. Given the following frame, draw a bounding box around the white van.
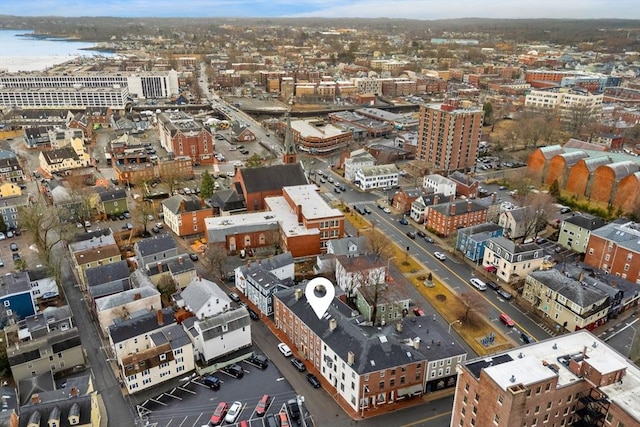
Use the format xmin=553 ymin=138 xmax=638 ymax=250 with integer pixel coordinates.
xmin=469 ymin=278 xmax=487 ymax=291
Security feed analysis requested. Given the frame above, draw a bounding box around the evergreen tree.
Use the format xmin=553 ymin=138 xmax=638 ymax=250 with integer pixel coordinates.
xmin=549 ymin=179 xmax=561 ymax=198
xmin=200 ymin=170 xmax=215 ymax=200
xmin=0 ymin=215 xmax=6 ymax=234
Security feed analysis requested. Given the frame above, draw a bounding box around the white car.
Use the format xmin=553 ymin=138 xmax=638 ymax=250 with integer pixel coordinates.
xmin=155 ymin=222 xmax=163 ymax=229
xmin=278 ymin=343 xmax=292 ymax=357
xmin=469 ymin=278 xmax=488 ymax=291
xmin=434 ymin=252 xmax=447 ymax=261
xmin=383 ymin=207 xmax=391 ymax=214
xmin=225 ymin=401 xmax=242 ymax=424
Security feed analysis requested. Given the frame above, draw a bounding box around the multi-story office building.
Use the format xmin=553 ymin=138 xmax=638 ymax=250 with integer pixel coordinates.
xmin=451 ymin=331 xmax=639 ymax=427
xmin=0 ymin=70 xmax=178 ymax=99
xmin=0 ymin=86 xmax=130 ymax=109
xmin=417 ymin=102 xmax=483 ymax=173
xmin=524 ymin=88 xmax=603 ymax=116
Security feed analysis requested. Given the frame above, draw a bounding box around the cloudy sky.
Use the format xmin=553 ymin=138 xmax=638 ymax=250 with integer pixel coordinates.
xmin=3 ymin=0 xmax=639 ymax=19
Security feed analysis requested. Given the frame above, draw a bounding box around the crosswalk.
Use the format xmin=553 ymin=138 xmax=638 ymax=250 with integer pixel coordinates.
xmin=537 ymin=323 xmax=557 ymax=337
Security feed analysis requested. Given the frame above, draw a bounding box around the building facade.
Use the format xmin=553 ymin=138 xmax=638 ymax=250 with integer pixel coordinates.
xmin=583 ymin=221 xmax=640 ymax=284
xmin=157 ymin=111 xmax=216 ymax=165
xmin=416 ymin=102 xmax=483 ymax=173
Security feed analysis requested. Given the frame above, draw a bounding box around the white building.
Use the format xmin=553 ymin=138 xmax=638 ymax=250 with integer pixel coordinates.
xmin=120 ymin=324 xmax=195 ymax=394
xmin=173 ymin=277 xmax=232 ymax=320
xmin=423 ymin=174 xmax=456 ymax=197
xmin=343 ymin=149 xmax=376 ymax=182
xmin=182 ymin=307 xmax=252 ymax=364
xmin=525 ymin=88 xmax=603 ymax=117
xmin=351 ymin=77 xmax=383 ymax=95
xmin=483 ymin=237 xmax=544 ymax=283
xmin=95 ymin=286 xmax=161 ymax=336
xmin=353 ymin=165 xmax=398 ymax=191
xmin=335 ymin=254 xmax=386 ymax=297
xmin=0 ymin=86 xmax=130 ymax=109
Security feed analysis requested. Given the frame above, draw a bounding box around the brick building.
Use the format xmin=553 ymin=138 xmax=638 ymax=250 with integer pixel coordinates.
xmin=451 ymin=331 xmax=640 ymax=427
xmin=157 ymin=111 xmax=215 ymax=165
xmin=417 ymin=102 xmax=483 ymax=173
xmin=584 ymin=221 xmax=640 ymax=284
xmin=274 ymin=285 xmax=466 ymax=418
xmin=236 ymin=163 xmax=308 ymax=212
xmin=162 ymin=195 xmax=212 ymax=237
xmin=425 ymin=200 xmax=488 ymax=237
xmin=589 ymin=161 xmax=640 ymax=206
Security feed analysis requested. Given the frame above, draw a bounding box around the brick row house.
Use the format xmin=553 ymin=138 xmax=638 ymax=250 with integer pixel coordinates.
xmin=157 ymin=111 xmax=215 ymax=165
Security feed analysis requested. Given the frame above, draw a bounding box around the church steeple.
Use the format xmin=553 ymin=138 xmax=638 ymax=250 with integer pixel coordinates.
xmin=282 ymin=114 xmax=297 ymax=164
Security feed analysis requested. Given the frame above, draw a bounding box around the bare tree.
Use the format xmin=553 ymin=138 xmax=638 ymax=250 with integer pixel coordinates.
xmin=459 ymin=292 xmax=486 ymax=325
xmin=18 ymin=198 xmax=68 ymax=265
xmin=518 ymin=192 xmax=555 ymax=242
xmin=132 ymin=199 xmax=155 ymax=235
xmin=349 ymin=268 xmax=386 ymax=322
xmin=205 ymin=245 xmax=229 ymax=280
xmin=157 ymin=275 xmax=177 ymax=306
xmin=364 ymin=223 xmax=393 ymax=259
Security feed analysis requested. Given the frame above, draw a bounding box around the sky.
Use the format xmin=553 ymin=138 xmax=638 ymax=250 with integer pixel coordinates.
xmin=2 ymin=0 xmax=639 ymax=20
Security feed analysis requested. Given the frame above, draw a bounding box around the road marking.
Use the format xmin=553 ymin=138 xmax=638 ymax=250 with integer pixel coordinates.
xmin=190 ymin=413 xmax=203 ymax=427
xmin=150 ymin=397 xmax=167 ymax=406
xmin=178 ymin=416 xmax=188 ymax=427
xmin=178 ymin=385 xmax=197 ymax=394
xmin=276 ymin=377 xmax=285 ymax=381
xmin=401 ymin=411 xmax=451 ymax=426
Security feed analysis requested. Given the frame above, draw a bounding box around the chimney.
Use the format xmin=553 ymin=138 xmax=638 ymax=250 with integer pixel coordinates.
xmin=347 ymin=351 xmax=355 ymax=365
xmin=449 ymin=203 xmax=456 ymax=216
xmin=294 ymin=288 xmax=303 ymax=300
xmin=434 ymin=195 xmax=439 ymax=205
xmin=296 ymin=204 xmax=303 ymax=225
xmin=157 ymin=309 xmax=164 ymax=325
xmin=134 ymin=292 xmax=141 ymax=300
xmin=157 ymin=262 xmax=162 ymax=273
xmin=491 ymin=192 xmax=497 ymax=203
xmin=69 ymin=387 xmax=79 ymax=397
xmin=178 ymin=256 xmax=183 ymax=265
xmin=329 ymin=318 xmax=337 ymax=331
xmin=413 ymin=338 xmax=420 ymax=350
xmin=31 ymin=394 xmax=40 ymax=405
xmin=396 ymin=322 xmax=403 ymax=333
xmin=467 ymin=201 xmax=472 ymax=212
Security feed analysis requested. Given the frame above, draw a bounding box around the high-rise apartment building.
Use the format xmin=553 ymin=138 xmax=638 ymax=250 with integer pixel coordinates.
xmin=417 ymin=102 xmax=483 ymax=173
xmin=451 ymin=331 xmax=639 ymax=427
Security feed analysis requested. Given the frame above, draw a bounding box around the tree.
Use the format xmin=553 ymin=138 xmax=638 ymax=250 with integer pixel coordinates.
xmin=200 ymin=170 xmax=215 ymax=199
xmin=204 ymin=245 xmax=229 ymax=280
xmin=0 ymin=215 xmax=7 ymax=234
xmin=364 ymin=223 xmax=393 ymax=260
xmin=518 ymin=192 xmax=555 ymax=242
xmin=244 ymin=153 xmax=264 ymax=168
xmin=18 ymin=198 xmax=68 ymax=265
xmin=459 ymin=292 xmax=486 ymax=325
xmin=348 ymin=266 xmax=386 ymax=319
xmin=132 ymin=199 xmax=155 ymax=236
xmin=157 ymin=275 xmax=177 ymax=306
xmin=549 ymin=179 xmax=561 ymax=198
xmin=483 ymin=102 xmax=494 ymax=126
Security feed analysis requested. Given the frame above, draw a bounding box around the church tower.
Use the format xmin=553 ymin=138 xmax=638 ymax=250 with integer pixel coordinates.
xmin=282 ymin=115 xmax=297 ymax=164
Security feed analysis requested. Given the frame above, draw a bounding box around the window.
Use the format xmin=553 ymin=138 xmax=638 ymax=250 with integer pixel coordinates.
xmin=3 ymin=300 xmax=10 ymax=307
xmin=497 ymin=395 xmax=503 ymax=405
xmin=494 ymin=415 xmax=500 ymax=425
xmin=159 ymin=354 xmax=166 ymax=361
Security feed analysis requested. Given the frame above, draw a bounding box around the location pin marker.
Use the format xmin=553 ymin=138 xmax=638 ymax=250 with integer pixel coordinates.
xmin=305 ymin=277 xmax=335 ymax=319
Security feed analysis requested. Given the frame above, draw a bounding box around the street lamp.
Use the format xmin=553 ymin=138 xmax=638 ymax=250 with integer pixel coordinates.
xmin=449 ymin=320 xmax=462 ymax=334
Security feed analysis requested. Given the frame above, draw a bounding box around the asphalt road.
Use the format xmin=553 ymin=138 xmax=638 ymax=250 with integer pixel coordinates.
xmin=57 ymin=244 xmax=136 ymax=426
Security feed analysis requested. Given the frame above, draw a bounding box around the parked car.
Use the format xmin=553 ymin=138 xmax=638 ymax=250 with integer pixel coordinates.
xmin=264 ymin=414 xmax=279 ymax=427
xmin=290 ymin=357 xmax=306 ymax=372
xmin=383 ymin=207 xmax=391 ymax=213
xmin=247 ymin=354 xmax=269 ymax=369
xmin=560 ymin=207 xmax=572 ymax=214
xmin=434 ymin=252 xmax=447 ymax=261
xmin=10 ymin=243 xmax=18 ymax=252
xmin=255 ymin=394 xmax=271 ymax=417
xmin=6 ymin=231 xmax=14 ymax=238
xmin=189 ymin=253 xmax=199 ymax=261
xmin=12 ymin=253 xmax=21 ymax=262
xmin=202 ymin=375 xmax=221 ymax=390
xmin=278 ymin=343 xmax=292 ymax=357
xmin=486 ymin=281 xmax=500 ymax=291
xmin=228 ymin=292 xmax=241 ymax=303
xmin=225 ymin=401 xmax=243 ymax=424
xmin=0 ymin=259 xmax=4 ymax=267
xmin=306 ymin=373 xmax=321 ymax=388
xmin=496 ymin=287 xmax=512 ymax=300
xmin=363 ymin=207 xmax=371 ymax=214
xmin=210 ymin=402 xmax=229 ymax=426
xmin=287 ymin=399 xmax=301 ymax=424
xmin=222 ymin=364 xmax=244 ymax=378
xmin=333 ymin=187 xmax=340 ymax=194
xmin=499 ymin=313 xmax=515 ymax=327
xmin=0 ymin=232 xmax=6 ymax=240
xmin=278 ymin=412 xmax=290 ymax=427
xmin=151 ymin=227 xmax=160 ymax=233
xmin=399 ymin=218 xmax=409 ymax=225
xmin=424 ymin=236 xmax=435 ymax=243
xmin=469 ymin=278 xmax=487 ymax=291
xmin=247 ymin=308 xmax=259 ymax=320
xmin=416 ymin=231 xmax=426 ymax=238
xmin=413 ymin=307 xmax=425 ymax=316
xmin=521 ymin=333 xmax=533 ymax=344
xmin=123 ymin=212 xmax=131 ymax=219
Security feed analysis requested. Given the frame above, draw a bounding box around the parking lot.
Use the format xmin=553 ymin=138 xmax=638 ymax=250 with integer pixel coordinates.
xmin=140 ymin=351 xmax=314 ymax=427
xmin=0 ymin=229 xmax=40 ymax=271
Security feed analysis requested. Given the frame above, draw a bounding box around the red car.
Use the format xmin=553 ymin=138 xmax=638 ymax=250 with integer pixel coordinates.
xmin=255 ymin=394 xmax=271 ymax=417
xmin=210 ymin=402 xmax=228 ymax=426
xmin=413 ymin=307 xmax=425 ymax=316
xmin=499 ymin=313 xmax=515 ymax=327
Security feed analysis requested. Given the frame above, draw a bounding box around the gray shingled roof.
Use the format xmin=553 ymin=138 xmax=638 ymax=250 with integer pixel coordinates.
xmin=528 ymin=269 xmax=609 ymax=309
xmin=85 ymin=260 xmax=130 ymax=288
xmin=95 ymin=286 xmax=159 ymax=311
xmin=563 ymin=213 xmax=606 ymax=231
xmin=98 ymin=188 xmax=127 ymax=202
xmin=135 ymin=234 xmax=176 ymax=257
xmin=589 ymin=221 xmax=640 ymax=253
xmin=240 ymin=163 xmax=308 ymax=194
xmin=487 ymin=236 xmax=541 ymax=254
xmin=430 ymin=199 xmax=486 ymax=217
xmin=108 ymin=307 xmax=176 ymax=344
xmin=150 ymin=323 xmax=190 ymax=350
xmin=162 ymin=194 xmax=204 ymax=214
xmin=179 ymin=277 xmax=230 ymax=315
xmin=275 ymin=286 xmax=466 ymax=375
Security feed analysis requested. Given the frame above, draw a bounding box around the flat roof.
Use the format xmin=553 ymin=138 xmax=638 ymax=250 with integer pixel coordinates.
xmin=290 ymin=119 xmax=346 ymax=138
